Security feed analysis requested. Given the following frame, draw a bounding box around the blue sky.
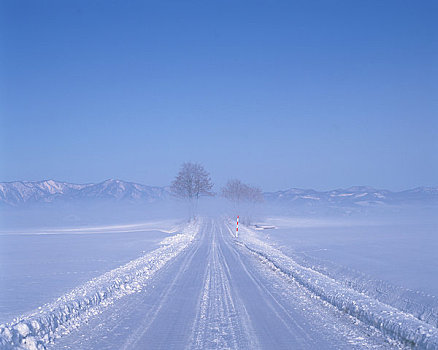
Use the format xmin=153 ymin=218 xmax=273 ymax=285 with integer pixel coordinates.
xmin=1 ymin=0 xmax=437 ymax=191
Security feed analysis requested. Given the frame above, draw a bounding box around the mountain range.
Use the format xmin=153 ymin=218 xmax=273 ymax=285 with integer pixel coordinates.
xmin=0 ymin=179 xmax=167 ymax=206
xmin=264 ymin=186 xmax=438 ymax=207
xmin=0 ymin=180 xmax=437 ymax=207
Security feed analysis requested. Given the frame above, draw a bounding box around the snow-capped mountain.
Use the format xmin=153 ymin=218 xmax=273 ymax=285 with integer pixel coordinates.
xmin=72 ymin=179 xmax=167 ymax=201
xmin=1 ymin=180 xmax=437 ymax=207
xmin=264 ymin=186 xmax=438 ymax=206
xmin=0 ymin=179 xmax=168 ymax=206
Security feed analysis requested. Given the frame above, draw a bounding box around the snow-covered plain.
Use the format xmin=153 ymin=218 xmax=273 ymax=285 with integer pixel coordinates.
xmin=237 ymin=217 xmax=438 ymax=349
xmin=258 ymin=213 xmax=438 ymax=295
xmin=0 ymin=219 xmax=199 ymax=349
xmin=1 ymin=210 xmax=437 ymax=349
xmin=0 ymin=220 xmax=179 ymax=323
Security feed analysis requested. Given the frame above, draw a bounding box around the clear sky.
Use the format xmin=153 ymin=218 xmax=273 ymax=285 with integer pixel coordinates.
xmin=1 ymin=0 xmax=437 ymax=191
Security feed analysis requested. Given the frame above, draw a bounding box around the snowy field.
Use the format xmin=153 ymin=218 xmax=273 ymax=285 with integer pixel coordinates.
xmin=0 ymin=220 xmax=179 ymax=323
xmin=1 ymin=211 xmax=437 ymax=349
xmin=250 ymin=209 xmax=438 ymax=337
xmin=257 ymin=212 xmax=438 ymax=296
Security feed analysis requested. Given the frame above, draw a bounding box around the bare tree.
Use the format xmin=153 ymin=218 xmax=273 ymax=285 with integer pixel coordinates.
xmin=222 ymin=179 xmax=263 ymax=224
xmin=222 ymin=179 xmax=263 ymax=204
xmin=221 ymin=179 xmax=247 ymax=207
xmin=245 ymin=185 xmax=264 ymax=203
xmin=171 ymin=162 xmax=213 ymax=219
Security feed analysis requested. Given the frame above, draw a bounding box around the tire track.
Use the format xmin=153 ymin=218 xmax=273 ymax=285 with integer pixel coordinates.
xmin=188 ymin=220 xmax=257 ymax=349
xmin=218 ymin=222 xmax=314 ymax=348
xmin=121 ymin=221 xmax=209 ymax=350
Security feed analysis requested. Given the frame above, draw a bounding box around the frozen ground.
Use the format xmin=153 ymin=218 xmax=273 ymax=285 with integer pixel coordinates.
xmin=1 ymin=216 xmax=438 ymax=349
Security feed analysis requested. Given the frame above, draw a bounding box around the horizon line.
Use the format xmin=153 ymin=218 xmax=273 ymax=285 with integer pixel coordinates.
xmin=1 ymin=178 xmax=436 ymax=193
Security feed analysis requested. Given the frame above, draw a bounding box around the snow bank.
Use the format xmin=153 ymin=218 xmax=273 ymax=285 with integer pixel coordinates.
xmin=289 ymin=249 xmax=438 ymax=329
xmin=235 ymin=223 xmax=438 ymax=349
xmin=0 ymin=220 xmax=200 ymax=350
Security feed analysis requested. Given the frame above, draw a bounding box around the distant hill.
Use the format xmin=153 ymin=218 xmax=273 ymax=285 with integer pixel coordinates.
xmin=264 ymin=186 xmax=438 ymax=207
xmin=0 ymin=179 xmax=168 ymax=206
xmin=1 ymin=180 xmax=437 ymax=207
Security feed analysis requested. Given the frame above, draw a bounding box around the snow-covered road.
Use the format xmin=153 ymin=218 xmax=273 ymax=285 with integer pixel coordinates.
xmin=50 ymin=219 xmax=407 ymax=349
xmin=3 ymin=218 xmax=437 ymax=349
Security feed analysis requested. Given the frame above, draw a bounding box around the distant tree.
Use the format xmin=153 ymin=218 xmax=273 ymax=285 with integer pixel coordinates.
xmin=221 ymin=179 xmax=263 ymax=224
xmin=221 ymin=179 xmax=247 ymax=208
xmin=171 ymin=162 xmax=214 ymax=219
xmin=245 ymin=185 xmax=264 ymax=204
xmin=222 ymin=179 xmax=263 ymax=204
